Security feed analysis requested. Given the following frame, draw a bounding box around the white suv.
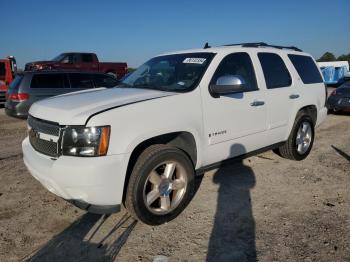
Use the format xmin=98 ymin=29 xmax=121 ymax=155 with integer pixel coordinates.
xmin=23 ymin=43 xmax=327 ymax=225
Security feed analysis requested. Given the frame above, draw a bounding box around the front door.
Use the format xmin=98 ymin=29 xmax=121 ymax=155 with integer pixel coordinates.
xmin=201 ymin=52 xmax=267 ymax=165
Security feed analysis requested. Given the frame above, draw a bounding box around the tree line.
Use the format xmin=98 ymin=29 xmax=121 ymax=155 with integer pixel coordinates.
xmin=317 ymin=52 xmax=350 ymax=64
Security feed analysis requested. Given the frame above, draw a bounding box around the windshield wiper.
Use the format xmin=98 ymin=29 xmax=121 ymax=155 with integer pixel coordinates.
xmin=118 ymin=83 xmax=179 ymax=93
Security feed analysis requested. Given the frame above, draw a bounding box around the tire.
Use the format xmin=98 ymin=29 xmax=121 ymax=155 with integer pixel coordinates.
xmin=275 ymin=112 xmax=315 ymax=161
xmin=125 ymin=144 xmax=195 ymax=225
xmin=106 ymin=72 xmax=117 ymax=79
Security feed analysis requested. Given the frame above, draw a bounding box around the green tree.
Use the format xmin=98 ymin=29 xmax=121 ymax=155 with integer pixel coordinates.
xmin=337 ymin=54 xmax=350 ymax=65
xmin=317 ymin=52 xmax=336 ymax=62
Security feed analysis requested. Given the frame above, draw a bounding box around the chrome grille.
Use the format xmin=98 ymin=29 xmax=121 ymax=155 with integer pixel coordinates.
xmin=28 ymin=115 xmax=60 ymax=136
xmin=0 ymin=91 xmax=6 ymax=104
xmin=28 ymin=115 xmax=61 ymax=157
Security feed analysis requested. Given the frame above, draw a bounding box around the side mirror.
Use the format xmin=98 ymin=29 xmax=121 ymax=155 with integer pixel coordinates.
xmin=210 ymin=75 xmax=245 ymax=97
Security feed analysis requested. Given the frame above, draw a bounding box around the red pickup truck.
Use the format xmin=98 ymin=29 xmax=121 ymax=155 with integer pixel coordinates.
xmin=25 ymin=52 xmax=128 ymax=79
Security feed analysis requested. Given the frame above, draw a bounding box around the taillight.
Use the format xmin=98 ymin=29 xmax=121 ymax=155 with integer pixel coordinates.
xmin=8 ymin=93 xmax=30 ymax=102
xmin=330 ymin=90 xmax=337 ymax=96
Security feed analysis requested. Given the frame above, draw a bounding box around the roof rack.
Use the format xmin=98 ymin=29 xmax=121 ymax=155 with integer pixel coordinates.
xmin=221 ymin=42 xmax=302 ymax=52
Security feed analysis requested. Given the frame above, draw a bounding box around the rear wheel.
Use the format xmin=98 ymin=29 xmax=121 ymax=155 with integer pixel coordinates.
xmin=125 ymin=145 xmax=195 ymax=225
xmin=106 ymin=72 xmax=117 ymax=79
xmin=274 ymin=112 xmax=315 ymax=161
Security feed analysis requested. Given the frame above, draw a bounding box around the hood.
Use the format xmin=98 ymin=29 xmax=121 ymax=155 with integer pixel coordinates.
xmin=29 ymin=88 xmax=177 ymax=125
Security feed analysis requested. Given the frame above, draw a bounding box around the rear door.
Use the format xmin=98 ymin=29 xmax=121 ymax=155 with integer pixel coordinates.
xmin=257 ymin=52 xmax=297 ymax=142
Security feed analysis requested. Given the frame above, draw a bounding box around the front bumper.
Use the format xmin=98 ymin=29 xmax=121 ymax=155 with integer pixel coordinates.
xmin=0 ymin=91 xmax=6 ymax=105
xmin=22 ymin=137 xmax=130 ymax=211
xmin=327 ymin=96 xmax=350 ymax=112
xmin=5 ymin=107 xmax=28 ymax=119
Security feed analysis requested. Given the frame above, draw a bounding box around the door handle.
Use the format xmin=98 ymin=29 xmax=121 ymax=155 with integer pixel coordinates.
xmin=250 ymin=101 xmax=265 ymax=107
xmin=289 ymin=94 xmax=300 ymax=99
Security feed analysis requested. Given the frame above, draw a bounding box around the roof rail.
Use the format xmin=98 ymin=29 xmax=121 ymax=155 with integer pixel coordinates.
xmin=222 ymin=42 xmax=302 ymax=52
xmin=223 ymin=42 xmax=268 ymax=47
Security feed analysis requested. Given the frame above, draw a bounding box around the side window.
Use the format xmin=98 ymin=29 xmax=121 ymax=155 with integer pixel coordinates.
xmin=82 ymin=54 xmax=93 ymax=63
xmin=211 ymin=52 xmax=258 ymax=92
xmin=61 ymin=55 xmax=73 ymax=64
xmin=69 ymin=73 xmax=94 ymax=89
xmin=258 ymin=53 xmax=291 ymax=89
xmin=72 ymin=54 xmax=81 ymax=64
xmin=93 ymin=74 xmax=119 ymax=88
xmin=288 ymin=54 xmax=323 ymax=84
xmin=30 ymin=74 xmax=66 ymax=89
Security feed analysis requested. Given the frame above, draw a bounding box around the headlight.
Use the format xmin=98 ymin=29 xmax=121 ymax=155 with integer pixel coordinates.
xmin=62 ymin=126 xmax=110 ymax=157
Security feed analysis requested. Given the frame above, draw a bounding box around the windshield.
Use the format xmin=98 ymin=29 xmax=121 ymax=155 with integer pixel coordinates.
xmin=121 ymin=52 xmax=215 ymax=92
xmin=51 ymin=54 xmax=66 ymax=62
xmin=0 ymin=62 xmax=5 ymax=78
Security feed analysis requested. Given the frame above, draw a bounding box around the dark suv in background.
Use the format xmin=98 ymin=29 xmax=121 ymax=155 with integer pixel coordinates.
xmin=5 ymin=71 xmax=119 ymax=118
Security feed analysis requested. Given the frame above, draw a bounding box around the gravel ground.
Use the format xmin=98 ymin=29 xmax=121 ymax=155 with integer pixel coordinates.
xmin=0 ymin=108 xmax=349 ymax=262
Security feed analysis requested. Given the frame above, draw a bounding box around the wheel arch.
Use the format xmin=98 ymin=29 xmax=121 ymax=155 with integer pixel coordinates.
xmin=285 ymin=104 xmax=317 ymax=141
xmin=121 ymin=131 xmax=198 ymax=203
xmin=298 ymin=104 xmax=317 ymax=125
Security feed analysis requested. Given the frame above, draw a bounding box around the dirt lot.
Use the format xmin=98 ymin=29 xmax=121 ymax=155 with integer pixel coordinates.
xmin=0 ymin=107 xmax=349 ymax=262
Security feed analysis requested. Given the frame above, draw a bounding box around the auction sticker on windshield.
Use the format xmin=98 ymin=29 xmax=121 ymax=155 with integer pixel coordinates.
xmin=183 ymin=58 xmax=207 ymax=64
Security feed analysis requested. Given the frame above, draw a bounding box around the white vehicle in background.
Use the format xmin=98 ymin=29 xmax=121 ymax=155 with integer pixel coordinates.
xmin=22 ymin=42 xmax=327 ymax=225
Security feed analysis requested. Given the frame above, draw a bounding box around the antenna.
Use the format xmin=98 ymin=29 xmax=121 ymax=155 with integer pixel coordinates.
xmin=203 ymin=42 xmax=210 ymax=49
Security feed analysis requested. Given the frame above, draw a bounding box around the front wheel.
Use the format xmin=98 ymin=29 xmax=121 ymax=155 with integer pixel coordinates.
xmin=125 ymin=145 xmax=195 ymax=225
xmin=275 ymin=113 xmax=315 ymax=161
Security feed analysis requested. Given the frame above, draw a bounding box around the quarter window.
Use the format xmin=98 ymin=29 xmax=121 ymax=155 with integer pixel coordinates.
xmin=211 ymin=52 xmax=258 ymax=92
xmin=288 ymin=54 xmax=323 ymax=84
xmin=258 ymin=53 xmax=291 ymax=89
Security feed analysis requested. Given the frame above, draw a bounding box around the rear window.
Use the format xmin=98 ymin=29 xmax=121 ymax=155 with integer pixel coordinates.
xmin=82 ymin=54 xmax=93 ymax=63
xmin=9 ymin=75 xmax=23 ymax=90
xmin=258 ymin=53 xmax=292 ymax=89
xmin=93 ymin=74 xmax=119 ymax=88
xmin=0 ymin=62 xmax=5 ymax=76
xmin=31 ymin=74 xmax=67 ymax=89
xmin=288 ymin=54 xmax=323 ymax=84
xmin=69 ymin=73 xmax=94 ymax=89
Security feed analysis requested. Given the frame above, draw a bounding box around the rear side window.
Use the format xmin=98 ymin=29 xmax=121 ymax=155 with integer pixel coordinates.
xmin=0 ymin=62 xmax=5 ymax=76
xmin=258 ymin=53 xmax=291 ymax=89
xmin=93 ymin=74 xmax=119 ymax=88
xmin=31 ymin=74 xmax=67 ymax=89
xmin=211 ymin=52 xmax=258 ymax=92
xmin=69 ymin=73 xmax=94 ymax=89
xmin=288 ymin=54 xmax=323 ymax=84
xmin=82 ymin=54 xmax=93 ymax=63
